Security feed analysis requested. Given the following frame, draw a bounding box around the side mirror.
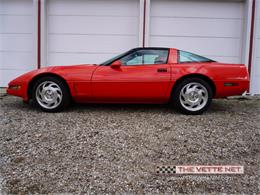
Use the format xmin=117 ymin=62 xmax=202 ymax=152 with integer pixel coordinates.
xmin=111 ymin=60 xmax=122 ymax=68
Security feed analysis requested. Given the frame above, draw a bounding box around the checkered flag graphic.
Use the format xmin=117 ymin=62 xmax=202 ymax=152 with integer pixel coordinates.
xmin=157 ymin=166 xmax=176 ymax=174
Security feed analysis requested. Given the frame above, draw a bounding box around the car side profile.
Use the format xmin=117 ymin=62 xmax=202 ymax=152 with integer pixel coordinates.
xmin=7 ymin=47 xmax=249 ymax=114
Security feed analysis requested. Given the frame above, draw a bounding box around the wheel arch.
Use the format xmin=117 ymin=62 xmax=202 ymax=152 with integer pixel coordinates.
xmin=27 ymin=73 xmax=72 ymax=100
xmin=171 ymin=73 xmax=216 ymax=98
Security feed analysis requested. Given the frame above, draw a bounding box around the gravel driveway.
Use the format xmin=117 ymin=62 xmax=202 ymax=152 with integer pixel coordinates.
xmin=0 ymin=95 xmax=259 ymax=194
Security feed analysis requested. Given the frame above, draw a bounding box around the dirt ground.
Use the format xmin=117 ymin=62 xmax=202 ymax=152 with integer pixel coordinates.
xmin=0 ymin=95 xmax=259 ymax=194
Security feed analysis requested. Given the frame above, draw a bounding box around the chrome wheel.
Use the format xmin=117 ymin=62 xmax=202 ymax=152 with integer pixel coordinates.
xmin=179 ymin=82 xmax=208 ymax=112
xmin=35 ymin=81 xmax=63 ymax=109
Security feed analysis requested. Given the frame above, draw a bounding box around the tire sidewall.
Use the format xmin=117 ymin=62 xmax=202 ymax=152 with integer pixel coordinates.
xmin=172 ymin=78 xmax=213 ymax=115
xmin=32 ymin=76 xmax=70 ymax=112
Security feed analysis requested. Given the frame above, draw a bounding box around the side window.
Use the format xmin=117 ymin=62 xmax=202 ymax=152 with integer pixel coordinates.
xmin=179 ymin=50 xmax=214 ymax=63
xmin=120 ymin=49 xmax=168 ymax=66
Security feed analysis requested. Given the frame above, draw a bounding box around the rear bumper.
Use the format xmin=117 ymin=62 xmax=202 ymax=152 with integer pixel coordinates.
xmin=215 ymin=80 xmax=249 ymax=98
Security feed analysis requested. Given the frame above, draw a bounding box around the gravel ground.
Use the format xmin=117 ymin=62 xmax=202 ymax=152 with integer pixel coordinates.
xmin=0 ymin=94 xmax=260 ymax=194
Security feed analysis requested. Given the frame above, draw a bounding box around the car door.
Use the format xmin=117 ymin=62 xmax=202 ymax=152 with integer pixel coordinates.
xmin=91 ymin=48 xmax=171 ymax=103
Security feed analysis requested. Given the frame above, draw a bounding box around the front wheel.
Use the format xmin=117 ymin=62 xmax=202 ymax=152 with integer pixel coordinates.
xmin=172 ymin=78 xmax=213 ymax=115
xmin=32 ymin=76 xmax=70 ymax=112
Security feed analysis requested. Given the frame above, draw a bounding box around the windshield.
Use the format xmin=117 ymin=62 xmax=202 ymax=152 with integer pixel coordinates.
xmin=100 ymin=50 xmax=132 ymax=65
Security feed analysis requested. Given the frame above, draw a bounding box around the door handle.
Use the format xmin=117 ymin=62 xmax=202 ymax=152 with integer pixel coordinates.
xmin=157 ymin=68 xmax=167 ymax=72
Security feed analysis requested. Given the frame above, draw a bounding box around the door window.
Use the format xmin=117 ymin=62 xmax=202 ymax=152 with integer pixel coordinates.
xmin=120 ymin=49 xmax=168 ymax=66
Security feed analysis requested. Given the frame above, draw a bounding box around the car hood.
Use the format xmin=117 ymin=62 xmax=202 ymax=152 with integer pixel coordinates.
xmin=50 ymin=64 xmax=97 ymax=70
xmin=8 ymin=64 xmax=98 ymax=85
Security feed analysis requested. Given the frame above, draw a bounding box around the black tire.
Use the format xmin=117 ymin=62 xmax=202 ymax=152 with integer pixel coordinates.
xmin=32 ymin=76 xmax=70 ymax=112
xmin=171 ymin=78 xmax=213 ymax=115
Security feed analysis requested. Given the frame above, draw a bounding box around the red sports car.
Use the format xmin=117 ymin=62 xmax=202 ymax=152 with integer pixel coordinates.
xmin=7 ymin=47 xmax=249 ymax=114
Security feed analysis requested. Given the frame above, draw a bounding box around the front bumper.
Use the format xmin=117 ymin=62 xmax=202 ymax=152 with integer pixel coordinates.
xmin=7 ymin=82 xmax=29 ymax=101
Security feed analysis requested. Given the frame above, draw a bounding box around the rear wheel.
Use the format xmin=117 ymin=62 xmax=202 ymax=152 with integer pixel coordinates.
xmin=32 ymin=76 xmax=70 ymax=112
xmin=172 ymin=78 xmax=212 ymax=115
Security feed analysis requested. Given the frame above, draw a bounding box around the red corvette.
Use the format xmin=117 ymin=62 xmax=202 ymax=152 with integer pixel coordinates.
xmin=7 ymin=47 xmax=249 ymax=114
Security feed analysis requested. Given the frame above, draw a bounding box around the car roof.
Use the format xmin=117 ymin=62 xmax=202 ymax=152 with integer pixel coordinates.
xmin=133 ymin=47 xmax=172 ymax=50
